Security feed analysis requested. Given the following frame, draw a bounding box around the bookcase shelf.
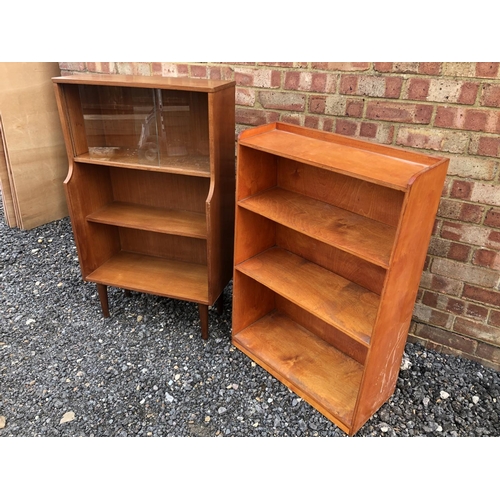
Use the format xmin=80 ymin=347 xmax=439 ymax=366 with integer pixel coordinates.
xmin=232 ymin=122 xmax=449 ymax=435
xmin=53 ymin=74 xmax=235 ymax=339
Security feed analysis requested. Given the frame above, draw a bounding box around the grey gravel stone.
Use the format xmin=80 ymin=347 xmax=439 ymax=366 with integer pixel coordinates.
xmin=0 ymin=195 xmax=499 ymax=437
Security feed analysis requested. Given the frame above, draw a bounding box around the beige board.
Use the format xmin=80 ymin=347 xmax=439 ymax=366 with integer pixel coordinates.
xmin=0 ymin=62 xmax=68 ymax=229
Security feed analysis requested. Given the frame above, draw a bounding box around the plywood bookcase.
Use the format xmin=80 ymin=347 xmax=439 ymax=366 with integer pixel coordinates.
xmin=53 ymin=74 xmax=236 ymax=339
xmin=232 ymin=122 xmax=449 ymax=435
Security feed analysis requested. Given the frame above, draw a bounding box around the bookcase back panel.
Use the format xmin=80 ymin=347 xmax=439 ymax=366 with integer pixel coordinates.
xmin=276 ymin=296 xmax=368 ymax=365
xmin=278 ymin=158 xmax=404 ymax=227
xmin=109 ymin=167 xmax=209 ymax=213
xmin=232 ymin=270 xmax=276 ymax=333
xmin=277 ymin=226 xmax=385 ymax=295
xmin=118 ymin=227 xmax=207 ymax=264
xmin=234 ymin=208 xmax=276 ymax=265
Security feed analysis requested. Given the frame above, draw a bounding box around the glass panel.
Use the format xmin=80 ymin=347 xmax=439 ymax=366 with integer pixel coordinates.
xmin=78 ymin=85 xmax=210 ymax=173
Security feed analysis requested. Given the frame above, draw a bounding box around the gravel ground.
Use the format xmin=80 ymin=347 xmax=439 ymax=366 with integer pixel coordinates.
xmin=0 ymin=198 xmax=499 ymax=439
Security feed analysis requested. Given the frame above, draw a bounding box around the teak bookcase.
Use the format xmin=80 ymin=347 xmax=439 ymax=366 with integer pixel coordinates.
xmin=53 ymin=74 xmax=236 ymax=339
xmin=232 ymin=122 xmax=449 ymax=435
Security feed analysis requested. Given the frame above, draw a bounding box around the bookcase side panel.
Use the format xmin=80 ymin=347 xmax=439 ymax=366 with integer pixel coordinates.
xmin=236 ymin=147 xmax=277 ymax=201
xmin=65 ymin=163 xmax=119 ymax=277
xmin=352 ymin=161 xmax=449 ymax=433
xmin=206 ymin=87 xmax=236 ymax=303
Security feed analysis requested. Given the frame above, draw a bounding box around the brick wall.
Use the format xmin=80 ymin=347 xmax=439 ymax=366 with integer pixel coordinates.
xmin=59 ymin=62 xmax=500 ymax=371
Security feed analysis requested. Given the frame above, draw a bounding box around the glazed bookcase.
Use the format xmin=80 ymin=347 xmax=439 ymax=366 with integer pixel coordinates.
xmin=53 ymin=74 xmax=235 ymax=339
xmin=232 ymin=122 xmax=449 ymax=435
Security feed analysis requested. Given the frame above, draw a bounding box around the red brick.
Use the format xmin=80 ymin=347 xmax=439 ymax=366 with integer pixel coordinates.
xmin=190 ymin=65 xmax=207 ymax=78
xmin=458 ymin=82 xmax=479 ymax=105
xmin=386 ymin=77 xmax=403 ymax=98
xmin=284 ymin=72 xmax=303 ymax=91
xmin=151 ymin=62 xmax=162 ymax=75
xmin=435 ymin=106 xmax=458 ymax=128
xmin=476 ymin=63 xmax=500 ymax=78
xmin=448 ymin=242 xmax=471 ymax=262
xmin=473 ymin=248 xmax=500 ymax=270
xmin=340 ymin=75 xmax=358 ymax=94
xmin=422 ymin=290 xmax=439 ymax=308
xmin=474 ymin=342 xmax=500 ymax=370
xmin=408 ymin=78 xmax=430 ymax=100
xmin=464 ymin=109 xmax=489 ymax=132
xmin=374 ymin=63 xmax=393 ymax=72
xmin=476 ymin=136 xmax=500 ymax=157
xmin=466 ymin=303 xmax=489 ymax=321
xmin=304 ymin=115 xmax=334 ymax=132
xmin=488 ymin=230 xmax=500 ymax=246
xmin=360 ymin=122 xmax=377 ymax=138
xmin=450 ymin=180 xmax=473 ymax=200
xmin=414 ymin=323 xmax=478 ymax=353
xmin=446 ymin=298 xmax=466 ymax=315
xmin=418 ymin=63 xmax=442 ymax=75
xmin=454 ymin=317 xmax=500 ymax=344
xmin=366 ymin=101 xmax=433 ymax=124
xmin=335 ymin=119 xmax=357 ymax=136
xmin=485 ymin=208 xmax=500 ymax=228
xmin=481 ymin=84 xmax=500 ymax=107
xmin=463 ymin=284 xmax=500 ymax=307
xmin=346 ymin=99 xmax=363 ymax=117
xmin=309 ymin=96 xmax=326 ymax=114
xmin=281 ymin=114 xmax=302 ymax=125
xmin=235 ymin=108 xmax=280 ymax=126
xmin=489 ymin=310 xmax=500 ymax=327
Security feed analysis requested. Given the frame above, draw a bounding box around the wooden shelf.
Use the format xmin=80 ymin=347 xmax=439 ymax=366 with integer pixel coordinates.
xmin=87 ymin=202 xmax=207 ymax=239
xmin=86 ymin=251 xmax=209 ymax=304
xmin=236 ymin=247 xmax=379 ymax=346
xmin=76 ymin=151 xmax=211 ymax=178
xmin=239 ymin=125 xmax=433 ymax=191
xmin=233 ymin=311 xmax=363 ymax=432
xmin=239 ymin=187 xmax=395 ymax=268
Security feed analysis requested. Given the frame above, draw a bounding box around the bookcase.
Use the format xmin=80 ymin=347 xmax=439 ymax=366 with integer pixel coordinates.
xmin=53 ymin=74 xmax=235 ymax=339
xmin=232 ymin=122 xmax=448 ymax=435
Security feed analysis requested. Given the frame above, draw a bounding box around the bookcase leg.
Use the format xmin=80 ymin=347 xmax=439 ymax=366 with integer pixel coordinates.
xmin=215 ymin=291 xmax=224 ymax=315
xmin=124 ymin=289 xmax=131 ymax=297
xmin=97 ymin=283 xmax=110 ymax=318
xmin=198 ymin=304 xmax=209 ymax=340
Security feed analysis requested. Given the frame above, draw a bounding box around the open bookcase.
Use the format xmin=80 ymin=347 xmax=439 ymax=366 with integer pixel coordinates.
xmin=53 ymin=74 xmax=235 ymax=339
xmin=232 ymin=122 xmax=449 ymax=435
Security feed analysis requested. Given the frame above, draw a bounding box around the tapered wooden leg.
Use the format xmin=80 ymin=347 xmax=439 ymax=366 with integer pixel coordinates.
xmin=198 ymin=304 xmax=208 ymax=340
xmin=97 ymin=283 xmax=110 ymax=317
xmin=215 ymin=291 xmax=224 ymax=315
